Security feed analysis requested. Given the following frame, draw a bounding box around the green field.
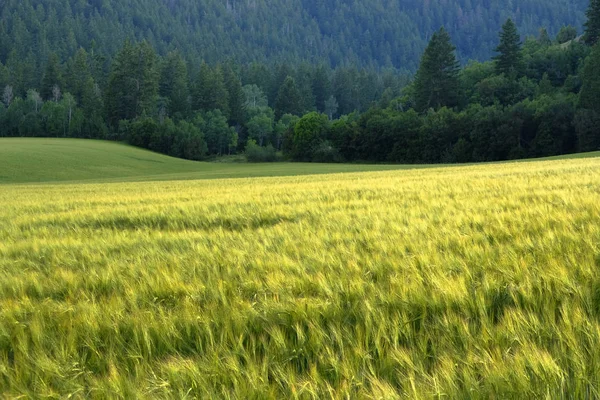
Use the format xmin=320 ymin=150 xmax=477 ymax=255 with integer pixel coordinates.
xmin=0 ymin=138 xmax=428 ymax=185
xmin=1 ymin=139 xmax=600 ymax=398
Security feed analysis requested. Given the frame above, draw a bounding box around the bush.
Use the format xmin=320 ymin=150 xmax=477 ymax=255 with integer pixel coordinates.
xmin=311 ymin=141 xmax=343 ymax=163
xmin=245 ymin=140 xmax=278 ymax=162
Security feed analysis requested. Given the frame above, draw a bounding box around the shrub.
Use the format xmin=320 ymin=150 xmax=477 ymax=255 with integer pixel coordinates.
xmin=245 ymin=140 xmax=278 ymax=162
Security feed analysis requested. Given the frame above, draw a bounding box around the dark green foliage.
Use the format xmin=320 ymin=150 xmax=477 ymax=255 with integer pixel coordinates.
xmin=274 ymin=77 xmax=303 ymax=119
xmin=0 ymin=7 xmax=597 ymax=166
xmin=575 ymin=109 xmax=600 ymax=151
xmin=413 ymin=28 xmax=460 ymax=112
xmin=584 ymin=0 xmax=600 ymax=45
xmin=0 ymin=0 xmax=588 ymax=71
xmin=579 ymin=44 xmax=600 ymax=112
xmin=105 ymin=41 xmax=159 ymax=127
xmin=245 ymin=140 xmax=278 ymax=162
xmin=557 ymin=26 xmax=579 ymax=44
xmin=223 ymin=65 xmax=245 ymax=126
xmin=41 ymin=54 xmax=64 ymax=101
xmin=290 ymin=112 xmax=329 ymax=161
xmin=494 ymin=19 xmax=524 ymax=76
xmin=160 ymin=52 xmax=190 ymax=119
xmin=312 ymin=65 xmax=331 ymax=113
xmin=193 ymin=64 xmax=230 ymax=116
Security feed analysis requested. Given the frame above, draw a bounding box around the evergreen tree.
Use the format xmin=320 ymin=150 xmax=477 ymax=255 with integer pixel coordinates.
xmin=193 ymin=64 xmax=229 ymax=116
xmin=212 ymin=66 xmax=230 ymax=118
xmin=556 ymin=25 xmax=578 ymax=44
xmin=584 ymin=0 xmax=600 ymax=45
xmin=579 ymin=43 xmax=600 ymax=112
xmin=41 ymin=53 xmax=64 ymax=101
xmin=105 ymin=41 xmax=159 ymax=126
xmin=413 ymin=27 xmax=460 ymax=112
xmin=313 ymin=65 xmax=331 ymax=113
xmin=223 ymin=65 xmax=245 ymax=126
xmin=160 ymin=51 xmax=190 ymax=118
xmin=193 ymin=63 xmax=213 ymax=112
xmin=494 ymin=19 xmax=524 ymax=76
xmin=274 ymin=76 xmax=303 ymax=119
xmin=67 ymin=48 xmax=93 ymax=104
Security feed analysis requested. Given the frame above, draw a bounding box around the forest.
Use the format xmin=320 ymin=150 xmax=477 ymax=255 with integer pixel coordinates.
xmin=0 ymin=0 xmax=588 ymax=69
xmin=0 ymin=0 xmax=599 ymax=163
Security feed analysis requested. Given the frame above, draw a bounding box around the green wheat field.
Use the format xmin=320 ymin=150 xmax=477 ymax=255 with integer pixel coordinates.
xmin=1 ymin=139 xmax=600 ymax=398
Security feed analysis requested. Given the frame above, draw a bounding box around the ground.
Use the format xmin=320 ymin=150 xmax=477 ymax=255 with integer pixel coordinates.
xmin=1 ymin=138 xmax=599 ymax=398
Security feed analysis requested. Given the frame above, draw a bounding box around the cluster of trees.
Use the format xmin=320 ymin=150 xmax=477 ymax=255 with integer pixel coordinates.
xmin=0 ymin=0 xmax=587 ymax=72
xmin=279 ymin=2 xmax=600 ymax=163
xmin=1 ymin=1 xmax=599 ymax=164
xmin=0 ymin=40 xmax=406 ymax=160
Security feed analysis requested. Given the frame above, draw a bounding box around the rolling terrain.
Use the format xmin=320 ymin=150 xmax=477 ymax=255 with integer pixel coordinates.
xmin=0 ymin=138 xmax=424 ymax=184
xmin=1 ymin=139 xmax=599 ymax=397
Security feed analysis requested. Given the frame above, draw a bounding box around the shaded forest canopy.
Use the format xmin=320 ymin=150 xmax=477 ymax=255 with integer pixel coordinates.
xmin=0 ymin=0 xmax=599 ymax=165
xmin=0 ymin=0 xmax=588 ymax=70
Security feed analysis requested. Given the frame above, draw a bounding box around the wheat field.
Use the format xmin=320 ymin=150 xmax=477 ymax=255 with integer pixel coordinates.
xmin=1 ymin=156 xmax=600 ymax=398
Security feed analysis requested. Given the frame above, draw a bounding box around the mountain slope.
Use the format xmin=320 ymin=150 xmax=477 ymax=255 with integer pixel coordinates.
xmin=0 ymin=0 xmax=588 ymax=70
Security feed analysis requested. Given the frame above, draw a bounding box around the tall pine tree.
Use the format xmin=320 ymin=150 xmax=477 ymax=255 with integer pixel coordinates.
xmin=274 ymin=76 xmax=302 ymax=119
xmin=584 ymin=0 xmax=600 ymax=45
xmin=160 ymin=51 xmax=190 ymax=118
xmin=493 ymin=19 xmax=523 ymax=76
xmin=413 ymin=27 xmax=460 ymax=112
xmin=579 ymin=43 xmax=600 ymax=112
xmin=105 ymin=41 xmax=159 ymax=127
xmin=41 ymin=53 xmax=64 ymax=101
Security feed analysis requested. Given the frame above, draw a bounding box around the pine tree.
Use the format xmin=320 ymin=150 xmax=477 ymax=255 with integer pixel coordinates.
xmin=41 ymin=53 xmax=64 ymax=101
xmin=193 ymin=63 xmax=213 ymax=112
xmin=274 ymin=76 xmax=302 ymax=119
xmin=413 ymin=27 xmax=460 ymax=112
xmin=584 ymin=0 xmax=600 ymax=45
xmin=160 ymin=51 xmax=190 ymax=118
xmin=105 ymin=41 xmax=159 ymax=126
xmin=212 ymin=66 xmax=230 ymax=118
xmin=494 ymin=19 xmax=523 ymax=76
xmin=193 ymin=64 xmax=229 ymax=116
xmin=579 ymin=43 xmax=600 ymax=113
xmin=312 ymin=65 xmax=331 ymax=113
xmin=223 ymin=64 xmax=245 ymax=126
xmin=68 ymin=48 xmax=92 ymax=104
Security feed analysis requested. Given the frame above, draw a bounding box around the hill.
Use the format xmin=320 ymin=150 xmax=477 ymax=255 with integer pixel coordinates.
xmin=1 ymin=155 xmax=600 ymax=397
xmin=1 ymin=138 xmax=598 ymax=185
xmin=0 ymin=0 xmax=587 ymax=70
xmin=0 ymin=138 xmax=420 ymax=184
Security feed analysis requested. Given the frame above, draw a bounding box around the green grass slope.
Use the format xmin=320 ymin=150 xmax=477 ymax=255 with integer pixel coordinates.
xmin=1 ymin=138 xmax=598 ymax=184
xmin=0 ymin=138 xmax=416 ymax=184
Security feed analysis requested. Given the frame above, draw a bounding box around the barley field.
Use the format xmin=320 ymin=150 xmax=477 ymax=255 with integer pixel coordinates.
xmin=1 ymin=148 xmax=600 ymax=398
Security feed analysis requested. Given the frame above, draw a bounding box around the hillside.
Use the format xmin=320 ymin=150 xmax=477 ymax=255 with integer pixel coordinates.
xmin=1 ymin=155 xmax=600 ymax=397
xmin=2 ymin=138 xmax=598 ymax=185
xmin=0 ymin=138 xmax=419 ymax=184
xmin=0 ymin=0 xmax=587 ymax=70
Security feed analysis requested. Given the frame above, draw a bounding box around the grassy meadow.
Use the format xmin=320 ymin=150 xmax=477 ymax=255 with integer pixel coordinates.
xmin=1 ymin=139 xmax=600 ymax=398
xmin=0 ymin=138 xmax=421 ymax=184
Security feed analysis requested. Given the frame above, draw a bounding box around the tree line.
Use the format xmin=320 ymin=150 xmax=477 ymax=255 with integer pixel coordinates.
xmin=1 ymin=1 xmax=600 ymax=163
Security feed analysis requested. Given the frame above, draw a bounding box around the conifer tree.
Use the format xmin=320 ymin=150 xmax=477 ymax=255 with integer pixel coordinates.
xmin=41 ymin=53 xmax=64 ymax=101
xmin=223 ymin=65 xmax=245 ymax=126
xmin=193 ymin=64 xmax=229 ymax=116
xmin=413 ymin=27 xmax=460 ymax=112
xmin=312 ymin=65 xmax=331 ymax=113
xmin=105 ymin=41 xmax=159 ymax=126
xmin=274 ymin=76 xmax=302 ymax=119
xmin=579 ymin=44 xmax=600 ymax=113
xmin=160 ymin=51 xmax=190 ymax=118
xmin=584 ymin=0 xmax=600 ymax=45
xmin=494 ymin=19 xmax=523 ymax=76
